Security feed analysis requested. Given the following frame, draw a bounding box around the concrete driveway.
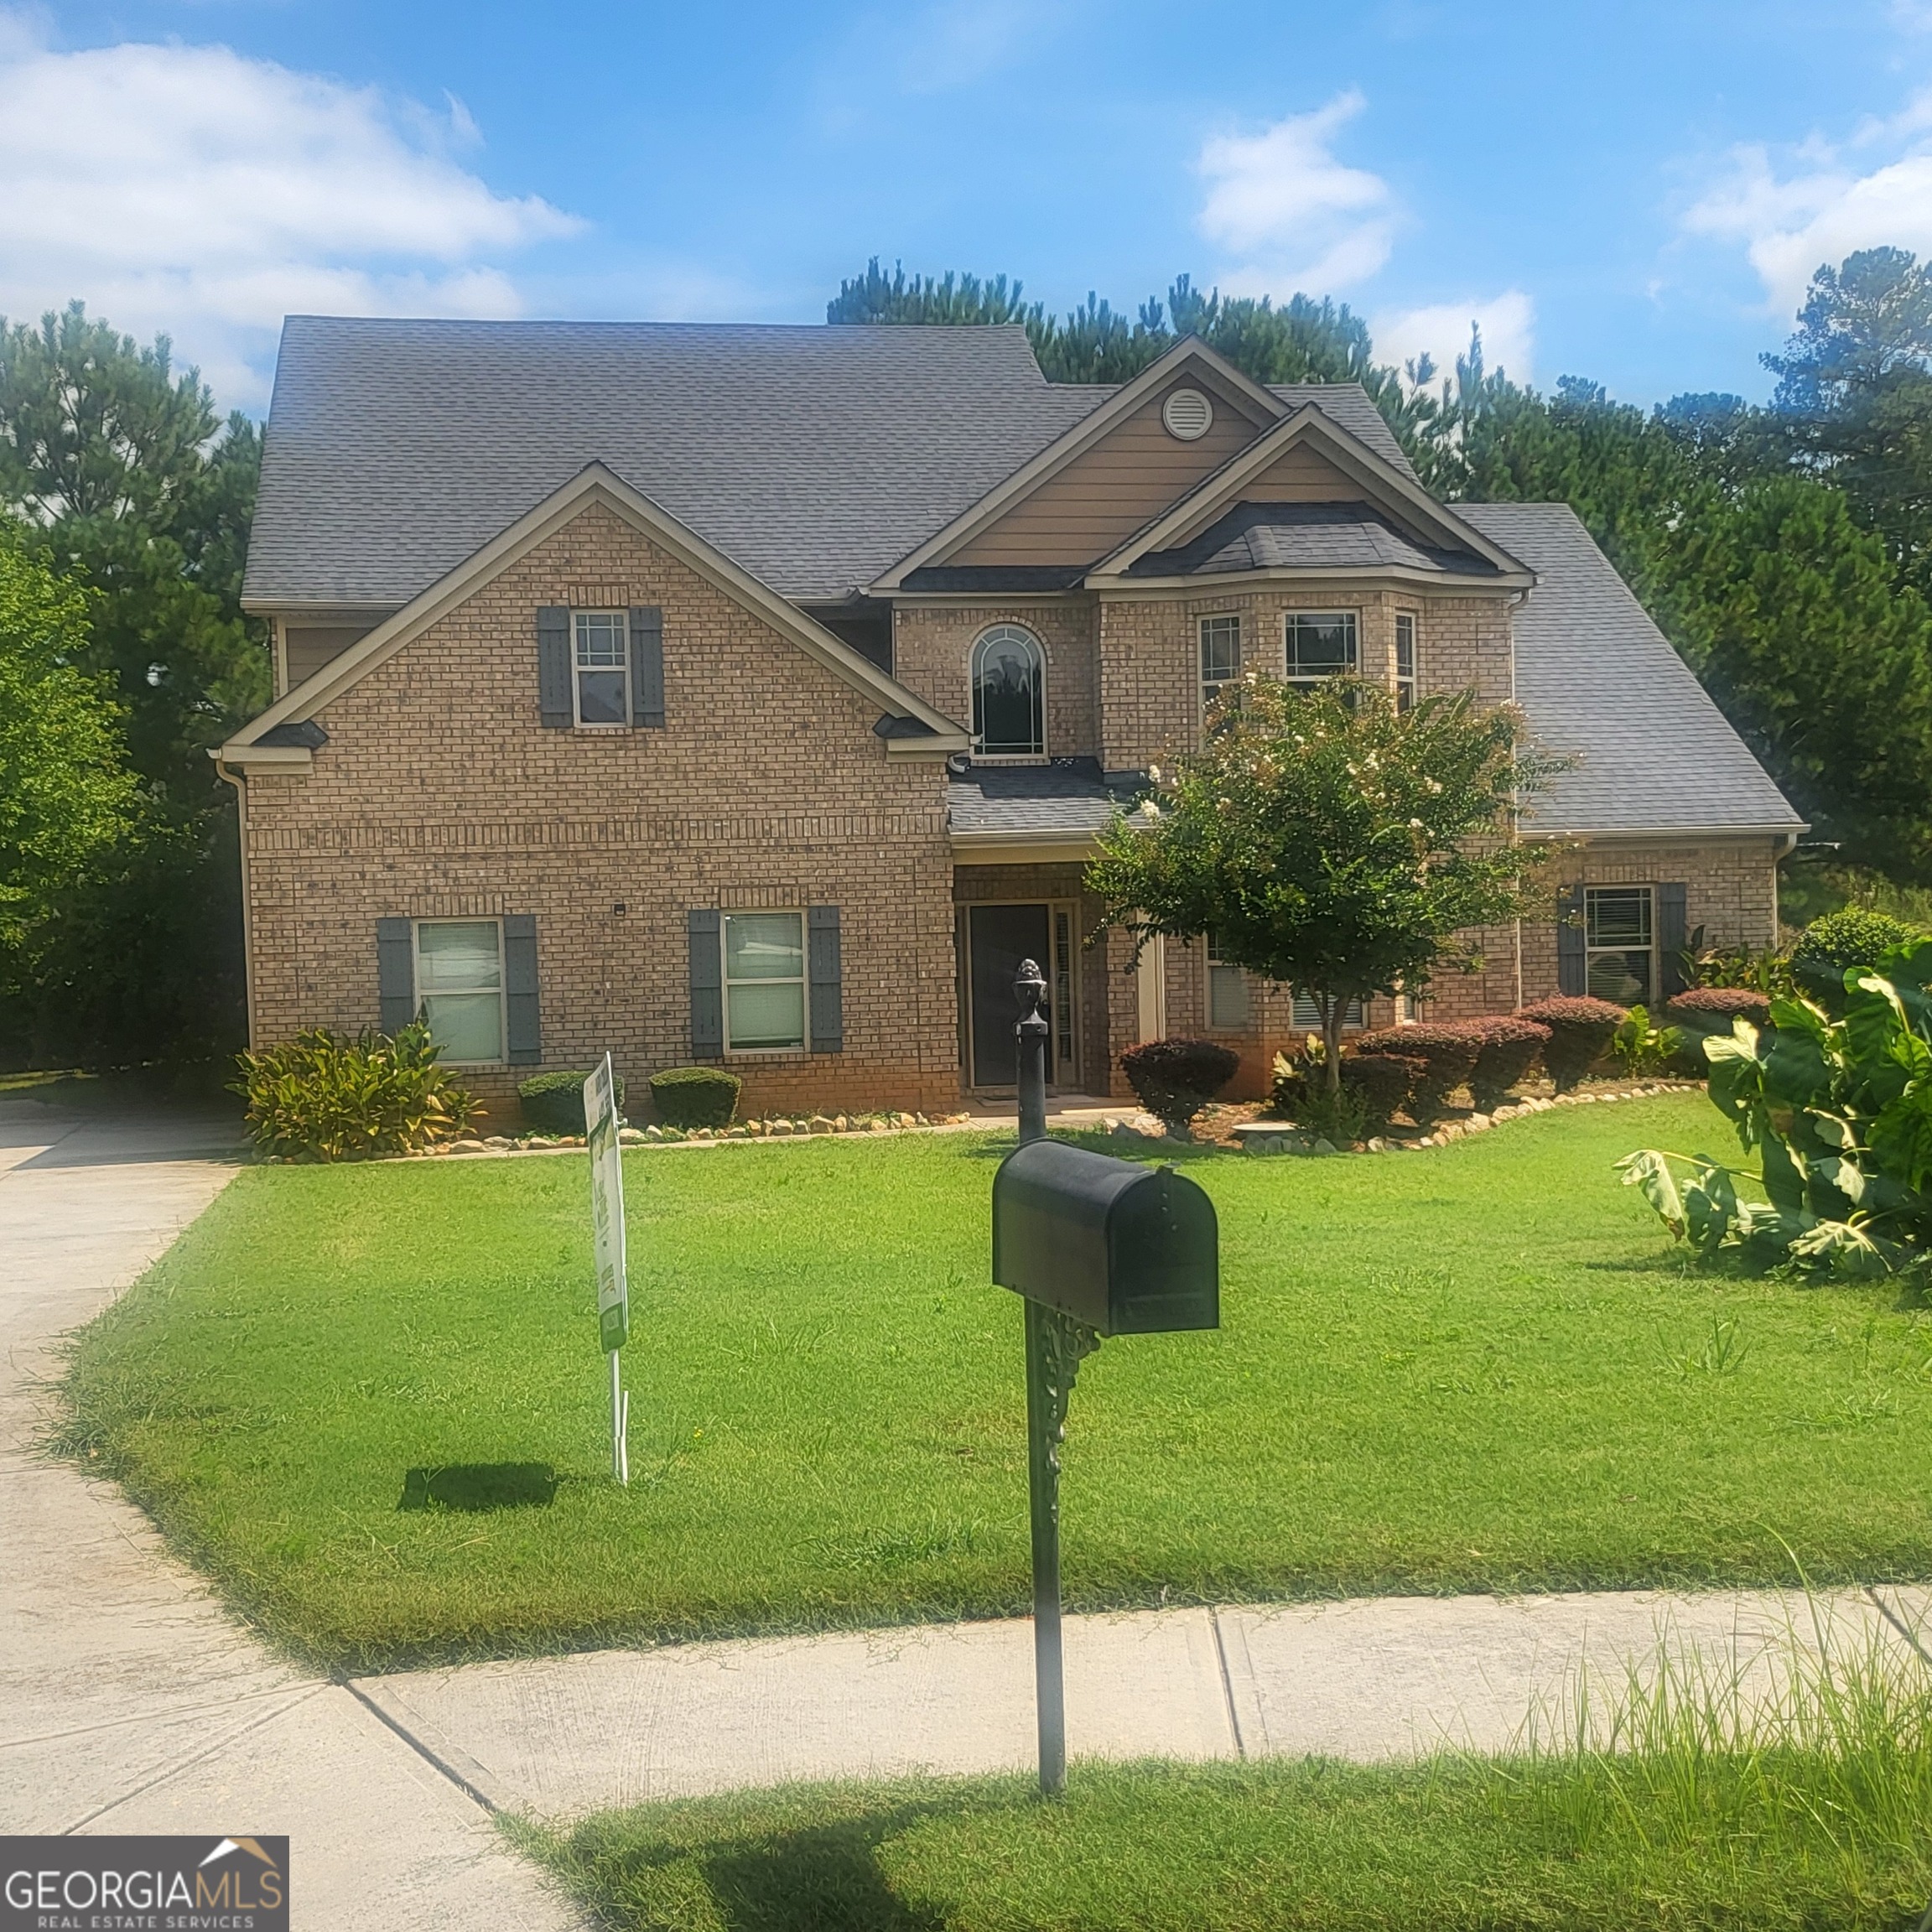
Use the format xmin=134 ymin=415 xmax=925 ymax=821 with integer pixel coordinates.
xmin=0 ymin=1093 xmax=585 ymax=1931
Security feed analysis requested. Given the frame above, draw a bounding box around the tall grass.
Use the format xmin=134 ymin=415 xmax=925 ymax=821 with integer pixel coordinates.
xmin=1496 ymin=1588 xmax=1932 ymax=1915
xmin=522 ymin=1592 xmax=1932 ymax=1931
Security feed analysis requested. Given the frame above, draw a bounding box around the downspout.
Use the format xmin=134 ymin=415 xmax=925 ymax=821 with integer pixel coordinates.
xmin=1506 ymin=585 xmax=1531 ymax=1010
xmin=1772 ymin=828 xmax=1800 ymax=938
xmin=213 ymin=756 xmax=256 ymax=1051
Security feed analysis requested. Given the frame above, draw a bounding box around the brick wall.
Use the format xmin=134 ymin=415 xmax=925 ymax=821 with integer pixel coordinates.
xmin=1094 ymin=583 xmax=1517 ymax=771
xmin=241 ymin=501 xmax=962 ymax=1119
xmin=891 ymin=600 xmax=1100 ymax=759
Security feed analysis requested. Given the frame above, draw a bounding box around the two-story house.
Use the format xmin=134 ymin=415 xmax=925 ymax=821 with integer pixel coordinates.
xmin=220 ymin=320 xmax=1803 ymax=1114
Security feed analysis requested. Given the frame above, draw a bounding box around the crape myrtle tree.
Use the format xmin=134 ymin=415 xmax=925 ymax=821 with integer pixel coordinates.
xmin=1086 ymin=677 xmax=1563 ymax=1093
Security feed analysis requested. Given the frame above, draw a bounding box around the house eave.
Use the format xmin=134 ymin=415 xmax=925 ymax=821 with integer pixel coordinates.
xmin=1085 ymin=564 xmax=1536 ymax=595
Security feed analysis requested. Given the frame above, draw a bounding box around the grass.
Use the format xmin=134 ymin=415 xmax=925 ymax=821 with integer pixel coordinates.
xmin=57 ymin=1093 xmax=1932 ymax=1671
xmin=516 ymin=1613 xmax=1932 ymax=1931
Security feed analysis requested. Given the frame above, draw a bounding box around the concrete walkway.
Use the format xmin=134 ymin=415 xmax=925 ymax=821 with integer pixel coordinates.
xmin=0 ymin=1095 xmax=587 ymax=1931
xmin=358 ymin=1582 xmax=1931 ymax=1819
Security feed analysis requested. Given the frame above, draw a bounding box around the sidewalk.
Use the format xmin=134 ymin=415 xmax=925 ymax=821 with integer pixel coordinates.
xmin=356 ymin=1581 xmax=1931 ymax=1820
xmin=0 ymin=1095 xmax=587 ymax=1931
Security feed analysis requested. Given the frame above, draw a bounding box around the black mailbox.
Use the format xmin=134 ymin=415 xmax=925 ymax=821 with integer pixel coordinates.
xmin=993 ymin=1140 xmax=1218 ymax=1337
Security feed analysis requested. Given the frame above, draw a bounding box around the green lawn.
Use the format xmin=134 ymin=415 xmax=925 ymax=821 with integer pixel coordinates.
xmin=60 ymin=1095 xmax=1932 ymax=1671
xmin=517 ymin=1749 xmax=1932 ymax=1932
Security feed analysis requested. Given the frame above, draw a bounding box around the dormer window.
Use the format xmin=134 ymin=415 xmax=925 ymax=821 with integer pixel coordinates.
xmin=971 ymin=624 xmax=1046 ymax=758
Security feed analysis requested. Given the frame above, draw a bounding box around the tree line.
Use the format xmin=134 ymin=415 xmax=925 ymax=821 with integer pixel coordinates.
xmin=0 ymin=252 xmax=1925 ymax=1072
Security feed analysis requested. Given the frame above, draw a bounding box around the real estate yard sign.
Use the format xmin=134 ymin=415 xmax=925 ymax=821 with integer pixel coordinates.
xmin=584 ymin=1054 xmax=629 ymax=1484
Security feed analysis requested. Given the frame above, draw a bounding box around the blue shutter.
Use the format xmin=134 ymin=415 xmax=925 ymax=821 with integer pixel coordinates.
xmin=377 ymin=918 xmax=414 ymax=1034
xmin=538 ymin=607 xmax=572 ymax=728
xmin=688 ymin=909 xmax=723 ymax=1058
xmin=630 ymin=606 xmax=665 ymax=728
xmin=1658 ymin=882 xmax=1689 ymax=999
xmin=808 ymin=906 xmax=843 ymax=1053
xmin=503 ymin=914 xmax=540 ymax=1064
xmin=1557 ymin=886 xmax=1587 ymax=996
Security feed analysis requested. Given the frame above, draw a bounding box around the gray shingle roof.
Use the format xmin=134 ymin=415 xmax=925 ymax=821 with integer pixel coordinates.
xmin=1132 ymin=501 xmax=1498 ymax=579
xmin=246 ymin=320 xmax=1415 ymax=609
xmin=1268 ymin=385 xmax=1415 ymax=477
xmin=948 ymin=759 xmax=1146 ymax=838
xmin=1457 ymin=501 xmax=1804 ymax=835
xmin=247 ymin=320 xmax=1107 ymax=608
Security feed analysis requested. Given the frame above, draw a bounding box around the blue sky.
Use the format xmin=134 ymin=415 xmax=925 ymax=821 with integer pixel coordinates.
xmin=6 ymin=0 xmax=1932 ymax=412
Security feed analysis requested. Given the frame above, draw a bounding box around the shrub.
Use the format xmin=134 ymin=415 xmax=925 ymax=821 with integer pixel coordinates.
xmin=648 ymin=1065 xmax=742 ymax=1130
xmin=1122 ymin=1037 xmax=1240 ymax=1137
xmin=517 ymin=1068 xmax=626 ymax=1135
xmin=1623 ymin=935 xmax=1932 ymax=1278
xmin=1354 ymin=1025 xmax=1479 ymax=1127
xmin=1270 ymin=1046 xmax=1416 ymax=1139
xmin=231 ymin=1022 xmax=479 ymax=1160
xmin=1790 ymin=908 xmax=1919 ymax=1014
xmin=1516 ymin=996 xmax=1626 ymax=1092
xmin=1610 ymin=1004 xmax=1684 ymax=1077
xmin=1443 ymin=1015 xmax=1551 ymax=1112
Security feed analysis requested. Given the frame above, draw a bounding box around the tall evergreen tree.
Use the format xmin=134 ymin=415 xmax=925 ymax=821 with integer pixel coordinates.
xmin=0 ymin=304 xmax=265 ymax=1067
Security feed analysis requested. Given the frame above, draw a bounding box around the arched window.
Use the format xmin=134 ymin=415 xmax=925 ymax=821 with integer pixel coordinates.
xmin=971 ymin=625 xmax=1046 ymax=756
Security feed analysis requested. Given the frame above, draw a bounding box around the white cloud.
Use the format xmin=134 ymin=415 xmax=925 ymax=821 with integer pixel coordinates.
xmin=1195 ymin=91 xmax=1395 ymax=296
xmin=0 ymin=17 xmax=581 ymax=406
xmin=1681 ymin=98 xmax=1932 ymax=319
xmin=1372 ymin=290 xmax=1536 ymax=388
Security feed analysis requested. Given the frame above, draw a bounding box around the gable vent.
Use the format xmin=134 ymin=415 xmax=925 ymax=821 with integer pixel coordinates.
xmin=1161 ymin=387 xmax=1214 ymax=441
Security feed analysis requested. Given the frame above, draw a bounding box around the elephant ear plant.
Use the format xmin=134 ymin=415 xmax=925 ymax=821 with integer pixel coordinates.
xmin=1619 ymin=936 xmax=1932 ymax=1281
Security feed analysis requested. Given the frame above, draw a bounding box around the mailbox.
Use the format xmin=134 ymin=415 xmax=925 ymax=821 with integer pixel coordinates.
xmin=993 ymin=1139 xmax=1218 ymax=1337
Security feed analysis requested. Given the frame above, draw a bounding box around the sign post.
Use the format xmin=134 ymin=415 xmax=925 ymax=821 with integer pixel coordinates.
xmin=584 ymin=1053 xmax=629 ymax=1485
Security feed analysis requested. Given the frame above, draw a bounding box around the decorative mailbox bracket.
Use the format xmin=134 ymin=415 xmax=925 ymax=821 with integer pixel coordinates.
xmin=990 ymin=959 xmax=1219 ymax=1796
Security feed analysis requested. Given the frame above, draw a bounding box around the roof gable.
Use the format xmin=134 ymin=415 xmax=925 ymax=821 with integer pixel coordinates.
xmin=871 ymin=337 xmax=1285 ymax=590
xmin=1086 ymin=404 xmax=1532 ymax=586
xmin=220 ymin=465 xmax=968 ymax=767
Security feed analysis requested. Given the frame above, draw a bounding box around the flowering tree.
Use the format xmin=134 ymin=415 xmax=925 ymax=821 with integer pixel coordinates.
xmin=1087 ymin=676 xmax=1564 ymax=1093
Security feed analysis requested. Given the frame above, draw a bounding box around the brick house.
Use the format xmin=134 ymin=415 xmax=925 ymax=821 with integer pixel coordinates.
xmin=220 ymin=321 xmax=1803 ymax=1114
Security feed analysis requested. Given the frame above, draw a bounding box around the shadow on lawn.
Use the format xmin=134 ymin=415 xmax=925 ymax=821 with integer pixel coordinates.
xmin=397 ymin=1462 xmax=558 ymax=1512
xmin=959 ymin=1129 xmax=1222 ymax=1166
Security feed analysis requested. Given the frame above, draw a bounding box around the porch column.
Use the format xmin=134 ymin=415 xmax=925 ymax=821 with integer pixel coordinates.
xmin=1135 ymin=933 xmax=1167 ymax=1043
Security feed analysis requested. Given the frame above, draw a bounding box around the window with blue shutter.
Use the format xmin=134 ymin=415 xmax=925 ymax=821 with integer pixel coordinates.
xmin=537 ymin=607 xmax=572 ymax=728
xmin=808 ymin=906 xmax=843 ymax=1053
xmin=688 ymin=909 xmax=724 ymax=1058
xmin=630 ymin=606 xmax=664 ymax=728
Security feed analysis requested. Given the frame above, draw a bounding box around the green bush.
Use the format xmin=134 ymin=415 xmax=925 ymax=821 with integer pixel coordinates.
xmin=1121 ymin=1037 xmax=1240 ymax=1137
xmin=1623 ymin=934 xmax=1932 ymax=1280
xmin=517 ymin=1068 xmax=626 ymax=1135
xmin=231 ymin=1023 xmax=479 ymax=1160
xmin=1353 ymin=1025 xmax=1478 ymax=1127
xmin=1790 ymin=907 xmax=1919 ymax=1014
xmin=1516 ymin=996 xmax=1627 ymax=1092
xmin=1270 ymin=1046 xmax=1415 ymax=1139
xmin=1445 ymin=1015 xmax=1550 ymax=1112
xmin=648 ymin=1064 xmax=742 ymax=1130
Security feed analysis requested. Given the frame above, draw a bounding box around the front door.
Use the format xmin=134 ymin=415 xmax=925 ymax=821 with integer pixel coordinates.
xmin=968 ymin=902 xmax=1052 ymax=1088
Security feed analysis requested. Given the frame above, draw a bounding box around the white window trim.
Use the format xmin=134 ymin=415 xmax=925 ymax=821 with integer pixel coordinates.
xmin=719 ymin=907 xmax=810 ymax=1058
xmin=1283 ymin=609 xmax=1360 ymax=690
xmin=1394 ymin=610 xmax=1418 ymax=711
xmin=1203 ymin=932 xmax=1250 ymax=1031
xmin=1198 ymin=612 xmax=1242 ymax=725
xmin=412 ymin=917 xmax=506 ymax=1067
xmin=572 ymin=608 xmax=631 ymax=731
xmin=1584 ymin=884 xmax=1658 ymax=1005
xmin=969 ymin=623 xmax=1048 ymax=762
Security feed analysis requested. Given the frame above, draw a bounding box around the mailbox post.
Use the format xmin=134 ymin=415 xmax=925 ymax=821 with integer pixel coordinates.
xmin=999 ymin=962 xmax=1218 ymax=1796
